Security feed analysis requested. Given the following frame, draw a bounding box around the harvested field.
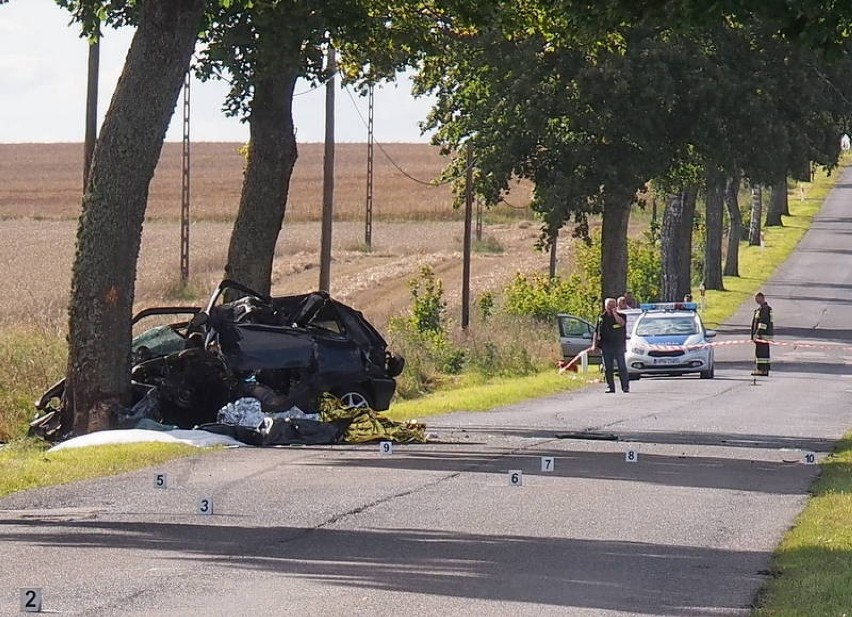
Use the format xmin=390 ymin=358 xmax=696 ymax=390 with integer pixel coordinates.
xmin=0 ymin=142 xmax=533 ymax=222
xmin=0 ymin=143 xmax=553 ymax=332
xmin=0 ymin=218 xmax=555 ymax=331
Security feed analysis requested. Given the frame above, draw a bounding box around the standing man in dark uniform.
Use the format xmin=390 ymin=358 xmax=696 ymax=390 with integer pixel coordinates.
xmin=751 ymin=292 xmax=773 ymax=376
xmin=593 ymin=297 xmax=630 ymax=393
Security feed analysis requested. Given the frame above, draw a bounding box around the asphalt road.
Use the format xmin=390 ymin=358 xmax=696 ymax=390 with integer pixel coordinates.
xmin=3 ymin=172 xmax=852 ymax=616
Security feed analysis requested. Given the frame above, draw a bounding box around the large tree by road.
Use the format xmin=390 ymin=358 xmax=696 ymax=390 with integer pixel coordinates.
xmin=61 ymin=0 xmax=207 ymax=434
xmin=46 ymin=0 xmax=852 ymax=434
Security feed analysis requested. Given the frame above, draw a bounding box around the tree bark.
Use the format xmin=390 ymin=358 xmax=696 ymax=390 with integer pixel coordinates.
xmin=224 ymin=66 xmax=299 ymax=296
xmin=781 ymin=176 xmax=791 ymax=216
xmin=660 ymin=189 xmax=697 ymax=302
xmin=600 ymin=197 xmax=631 ymax=300
xmin=660 ymin=192 xmax=683 ymax=302
xmin=703 ymin=171 xmax=725 ymax=290
xmin=723 ymin=175 xmax=742 ymax=277
xmin=765 ymin=176 xmax=787 ymax=227
xmin=678 ymin=187 xmax=698 ymax=298
xmin=63 ymin=0 xmax=207 ymax=435
xmin=748 ymin=184 xmax=763 ymax=246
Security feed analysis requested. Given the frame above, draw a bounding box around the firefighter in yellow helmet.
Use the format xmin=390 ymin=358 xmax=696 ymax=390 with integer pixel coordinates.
xmin=751 ymin=292 xmax=773 ymax=376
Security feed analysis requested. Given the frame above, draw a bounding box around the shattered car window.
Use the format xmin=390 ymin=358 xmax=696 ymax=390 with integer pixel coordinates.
xmin=131 ymin=325 xmax=187 ymax=359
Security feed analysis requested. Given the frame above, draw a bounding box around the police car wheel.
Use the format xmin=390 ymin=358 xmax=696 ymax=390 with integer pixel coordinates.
xmin=700 ymin=367 xmax=714 ymax=379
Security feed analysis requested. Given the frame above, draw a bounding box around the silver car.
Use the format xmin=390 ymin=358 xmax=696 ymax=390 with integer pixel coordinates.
xmin=558 ymin=309 xmax=643 ymax=366
xmin=625 ymin=304 xmax=716 ymax=379
xmin=557 ymin=313 xmax=600 ymax=364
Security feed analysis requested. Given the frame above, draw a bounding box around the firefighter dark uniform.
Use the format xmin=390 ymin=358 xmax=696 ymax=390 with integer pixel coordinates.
xmin=751 ymin=298 xmax=773 ymax=376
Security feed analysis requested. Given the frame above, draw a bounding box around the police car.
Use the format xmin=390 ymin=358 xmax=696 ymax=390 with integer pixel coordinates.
xmin=625 ymin=302 xmax=716 ymax=379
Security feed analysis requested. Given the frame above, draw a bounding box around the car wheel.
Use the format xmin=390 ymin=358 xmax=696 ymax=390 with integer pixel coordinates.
xmin=334 ymin=388 xmax=372 ymax=410
xmin=628 ymin=373 xmax=640 ymax=381
xmin=700 ymin=367 xmax=715 ymax=379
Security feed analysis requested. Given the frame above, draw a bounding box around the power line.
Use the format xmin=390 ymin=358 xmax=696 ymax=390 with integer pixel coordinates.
xmin=342 ymin=84 xmax=466 ymax=187
xmin=293 ymin=70 xmax=339 ymax=97
xmin=344 ymin=82 xmax=529 ymax=209
xmin=499 ymin=196 xmax=531 ymax=210
xmin=293 ymin=85 xmax=318 ymax=97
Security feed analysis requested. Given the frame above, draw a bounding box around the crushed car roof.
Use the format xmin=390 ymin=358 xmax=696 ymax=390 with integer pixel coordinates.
xmin=32 ymin=279 xmax=408 ymax=445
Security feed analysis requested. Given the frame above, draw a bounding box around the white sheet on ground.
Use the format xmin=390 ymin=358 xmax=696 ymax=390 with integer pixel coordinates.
xmin=48 ymin=428 xmax=245 ymax=452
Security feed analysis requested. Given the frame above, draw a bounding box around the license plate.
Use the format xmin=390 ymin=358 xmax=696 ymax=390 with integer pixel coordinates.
xmin=653 ymin=357 xmax=680 ymax=365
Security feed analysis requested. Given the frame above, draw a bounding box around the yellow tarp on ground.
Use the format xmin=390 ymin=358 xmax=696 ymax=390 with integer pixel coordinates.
xmin=319 ymin=395 xmax=427 ymax=444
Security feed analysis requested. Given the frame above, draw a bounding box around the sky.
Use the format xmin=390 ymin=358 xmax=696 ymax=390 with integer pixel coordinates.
xmin=0 ymin=0 xmax=436 ymax=143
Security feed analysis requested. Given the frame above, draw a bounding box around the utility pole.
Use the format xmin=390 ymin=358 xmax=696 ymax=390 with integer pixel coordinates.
xmin=462 ymin=143 xmax=473 ymax=330
xmin=83 ymin=37 xmax=99 ymax=189
xmin=364 ymin=83 xmax=375 ymax=250
xmin=475 ymin=197 xmax=483 ymax=242
xmin=180 ymin=71 xmax=191 ymax=285
xmin=319 ymin=44 xmax=336 ymax=293
xmin=549 ymin=228 xmax=558 ymax=278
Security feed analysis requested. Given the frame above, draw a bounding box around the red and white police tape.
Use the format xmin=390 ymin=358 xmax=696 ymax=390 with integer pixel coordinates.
xmin=557 ymin=337 xmax=852 ymax=374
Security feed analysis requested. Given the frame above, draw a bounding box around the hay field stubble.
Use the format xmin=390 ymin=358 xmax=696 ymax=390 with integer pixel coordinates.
xmin=0 ymin=143 xmax=548 ymax=331
xmin=0 ymin=142 xmax=483 ymax=221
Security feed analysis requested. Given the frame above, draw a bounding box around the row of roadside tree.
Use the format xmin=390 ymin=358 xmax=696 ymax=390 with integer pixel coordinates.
xmin=40 ymin=0 xmax=852 ymax=433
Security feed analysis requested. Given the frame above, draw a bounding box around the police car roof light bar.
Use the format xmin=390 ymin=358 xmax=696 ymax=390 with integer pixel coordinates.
xmin=639 ymin=302 xmax=699 ymax=311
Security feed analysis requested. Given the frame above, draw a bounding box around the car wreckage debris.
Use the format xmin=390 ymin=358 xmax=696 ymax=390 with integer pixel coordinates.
xmin=30 ymin=279 xmax=418 ymax=446
xmin=200 ymin=394 xmax=426 ymax=446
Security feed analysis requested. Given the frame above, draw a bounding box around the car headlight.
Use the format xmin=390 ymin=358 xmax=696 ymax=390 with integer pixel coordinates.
xmin=631 ymin=345 xmax=649 ymax=355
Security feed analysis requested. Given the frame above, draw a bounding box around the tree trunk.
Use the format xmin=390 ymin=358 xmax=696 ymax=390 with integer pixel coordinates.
xmin=678 ymin=187 xmax=698 ymax=298
xmin=765 ymin=176 xmax=786 ymax=227
xmin=660 ymin=190 xmax=696 ymax=302
xmin=600 ymin=197 xmax=631 ymax=300
xmin=748 ymin=184 xmax=763 ymax=246
xmin=703 ymin=171 xmax=725 ymax=290
xmin=723 ymin=175 xmax=742 ymax=277
xmin=225 ymin=66 xmax=299 ymax=296
xmin=63 ymin=0 xmax=206 ymax=435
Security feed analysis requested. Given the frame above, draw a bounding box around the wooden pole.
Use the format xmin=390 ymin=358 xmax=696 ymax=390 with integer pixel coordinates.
xmin=462 ymin=144 xmax=473 ymax=329
xmin=549 ymin=228 xmax=558 ymax=278
xmin=83 ymin=38 xmax=99 ymax=189
xmin=180 ymin=71 xmax=191 ymax=284
xmin=319 ymin=45 xmax=336 ymax=293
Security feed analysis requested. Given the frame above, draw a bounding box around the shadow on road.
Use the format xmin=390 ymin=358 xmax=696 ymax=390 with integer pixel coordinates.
xmin=0 ymin=519 xmax=772 ymax=616
xmin=768 ymin=279 xmax=852 ymax=291
xmin=714 ymin=359 xmax=852 ymax=376
xmin=714 ymin=326 xmax=852 ymax=342
xmin=292 ymin=441 xmax=817 ymax=496
xmin=760 ymin=294 xmax=852 ymax=306
xmin=430 ymin=425 xmax=836 ymax=453
xmin=797 ymin=247 xmax=852 ymax=256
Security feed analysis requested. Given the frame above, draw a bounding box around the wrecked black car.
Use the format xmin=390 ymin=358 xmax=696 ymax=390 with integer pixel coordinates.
xmin=33 ymin=279 xmax=405 ymax=440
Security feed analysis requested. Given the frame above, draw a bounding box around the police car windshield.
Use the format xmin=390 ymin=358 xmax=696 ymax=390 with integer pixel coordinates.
xmin=636 ymin=315 xmax=698 ymax=337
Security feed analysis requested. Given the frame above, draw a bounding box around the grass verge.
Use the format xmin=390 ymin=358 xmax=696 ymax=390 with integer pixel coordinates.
xmin=0 ymin=439 xmax=206 ymax=499
xmin=752 ymin=433 xmax=852 ymax=616
xmin=386 ymin=370 xmax=594 ymax=421
xmin=0 ymin=326 xmax=66 ymax=442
